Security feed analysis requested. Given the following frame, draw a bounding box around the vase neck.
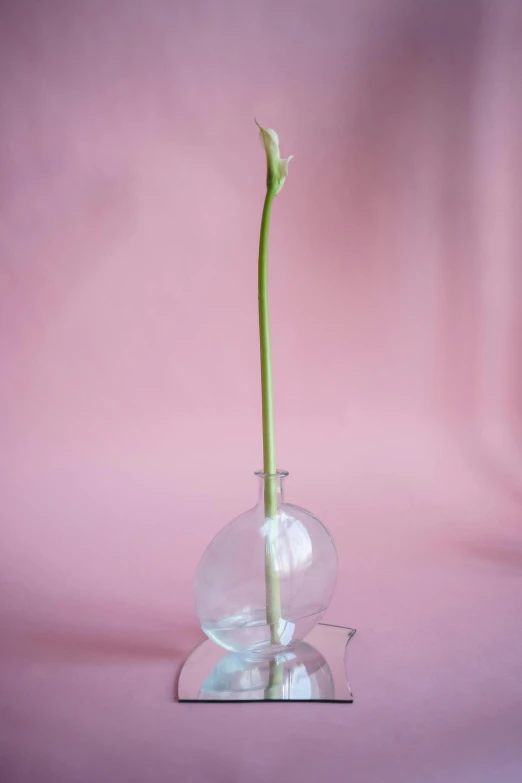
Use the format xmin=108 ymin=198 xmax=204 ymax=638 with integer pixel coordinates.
xmin=255 ymin=470 xmax=288 ymax=511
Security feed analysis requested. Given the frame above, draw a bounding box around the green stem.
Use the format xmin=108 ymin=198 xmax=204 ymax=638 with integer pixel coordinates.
xmin=258 ymin=188 xmax=282 ymax=644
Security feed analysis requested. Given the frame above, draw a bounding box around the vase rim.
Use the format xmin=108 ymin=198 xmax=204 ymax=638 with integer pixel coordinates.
xmin=254 ymin=469 xmax=289 ymax=479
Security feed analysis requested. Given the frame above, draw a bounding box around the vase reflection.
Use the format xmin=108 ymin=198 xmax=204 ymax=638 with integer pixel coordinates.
xmin=198 ymin=641 xmax=334 ymax=701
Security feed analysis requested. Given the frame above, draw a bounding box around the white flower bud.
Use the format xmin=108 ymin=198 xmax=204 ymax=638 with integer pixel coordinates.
xmin=255 ymin=120 xmax=293 ymax=195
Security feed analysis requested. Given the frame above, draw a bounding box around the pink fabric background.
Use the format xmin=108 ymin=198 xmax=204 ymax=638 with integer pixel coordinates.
xmin=1 ymin=1 xmax=521 ymax=781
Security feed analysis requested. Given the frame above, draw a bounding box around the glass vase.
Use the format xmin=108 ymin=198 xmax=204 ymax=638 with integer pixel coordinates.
xmin=194 ymin=470 xmax=338 ymax=656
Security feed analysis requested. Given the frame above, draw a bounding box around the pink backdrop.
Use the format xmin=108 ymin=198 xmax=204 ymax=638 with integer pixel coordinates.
xmin=1 ymin=1 xmax=521 ymax=781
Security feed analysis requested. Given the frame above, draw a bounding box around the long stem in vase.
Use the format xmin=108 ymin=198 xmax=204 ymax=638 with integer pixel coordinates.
xmin=258 ymin=189 xmax=281 ymax=643
xmin=255 ymin=120 xmax=293 ymax=645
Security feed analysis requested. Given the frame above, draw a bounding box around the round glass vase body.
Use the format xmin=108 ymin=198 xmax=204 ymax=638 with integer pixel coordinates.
xmin=195 ymin=471 xmax=338 ymax=656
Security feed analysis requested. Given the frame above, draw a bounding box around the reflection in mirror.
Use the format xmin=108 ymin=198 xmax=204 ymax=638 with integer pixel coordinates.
xmin=178 ymin=623 xmax=355 ymax=702
xmin=199 ymin=642 xmax=334 ymax=701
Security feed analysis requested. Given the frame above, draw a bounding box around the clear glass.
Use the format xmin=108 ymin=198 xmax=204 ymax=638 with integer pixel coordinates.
xmin=194 ymin=471 xmax=338 ymax=656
